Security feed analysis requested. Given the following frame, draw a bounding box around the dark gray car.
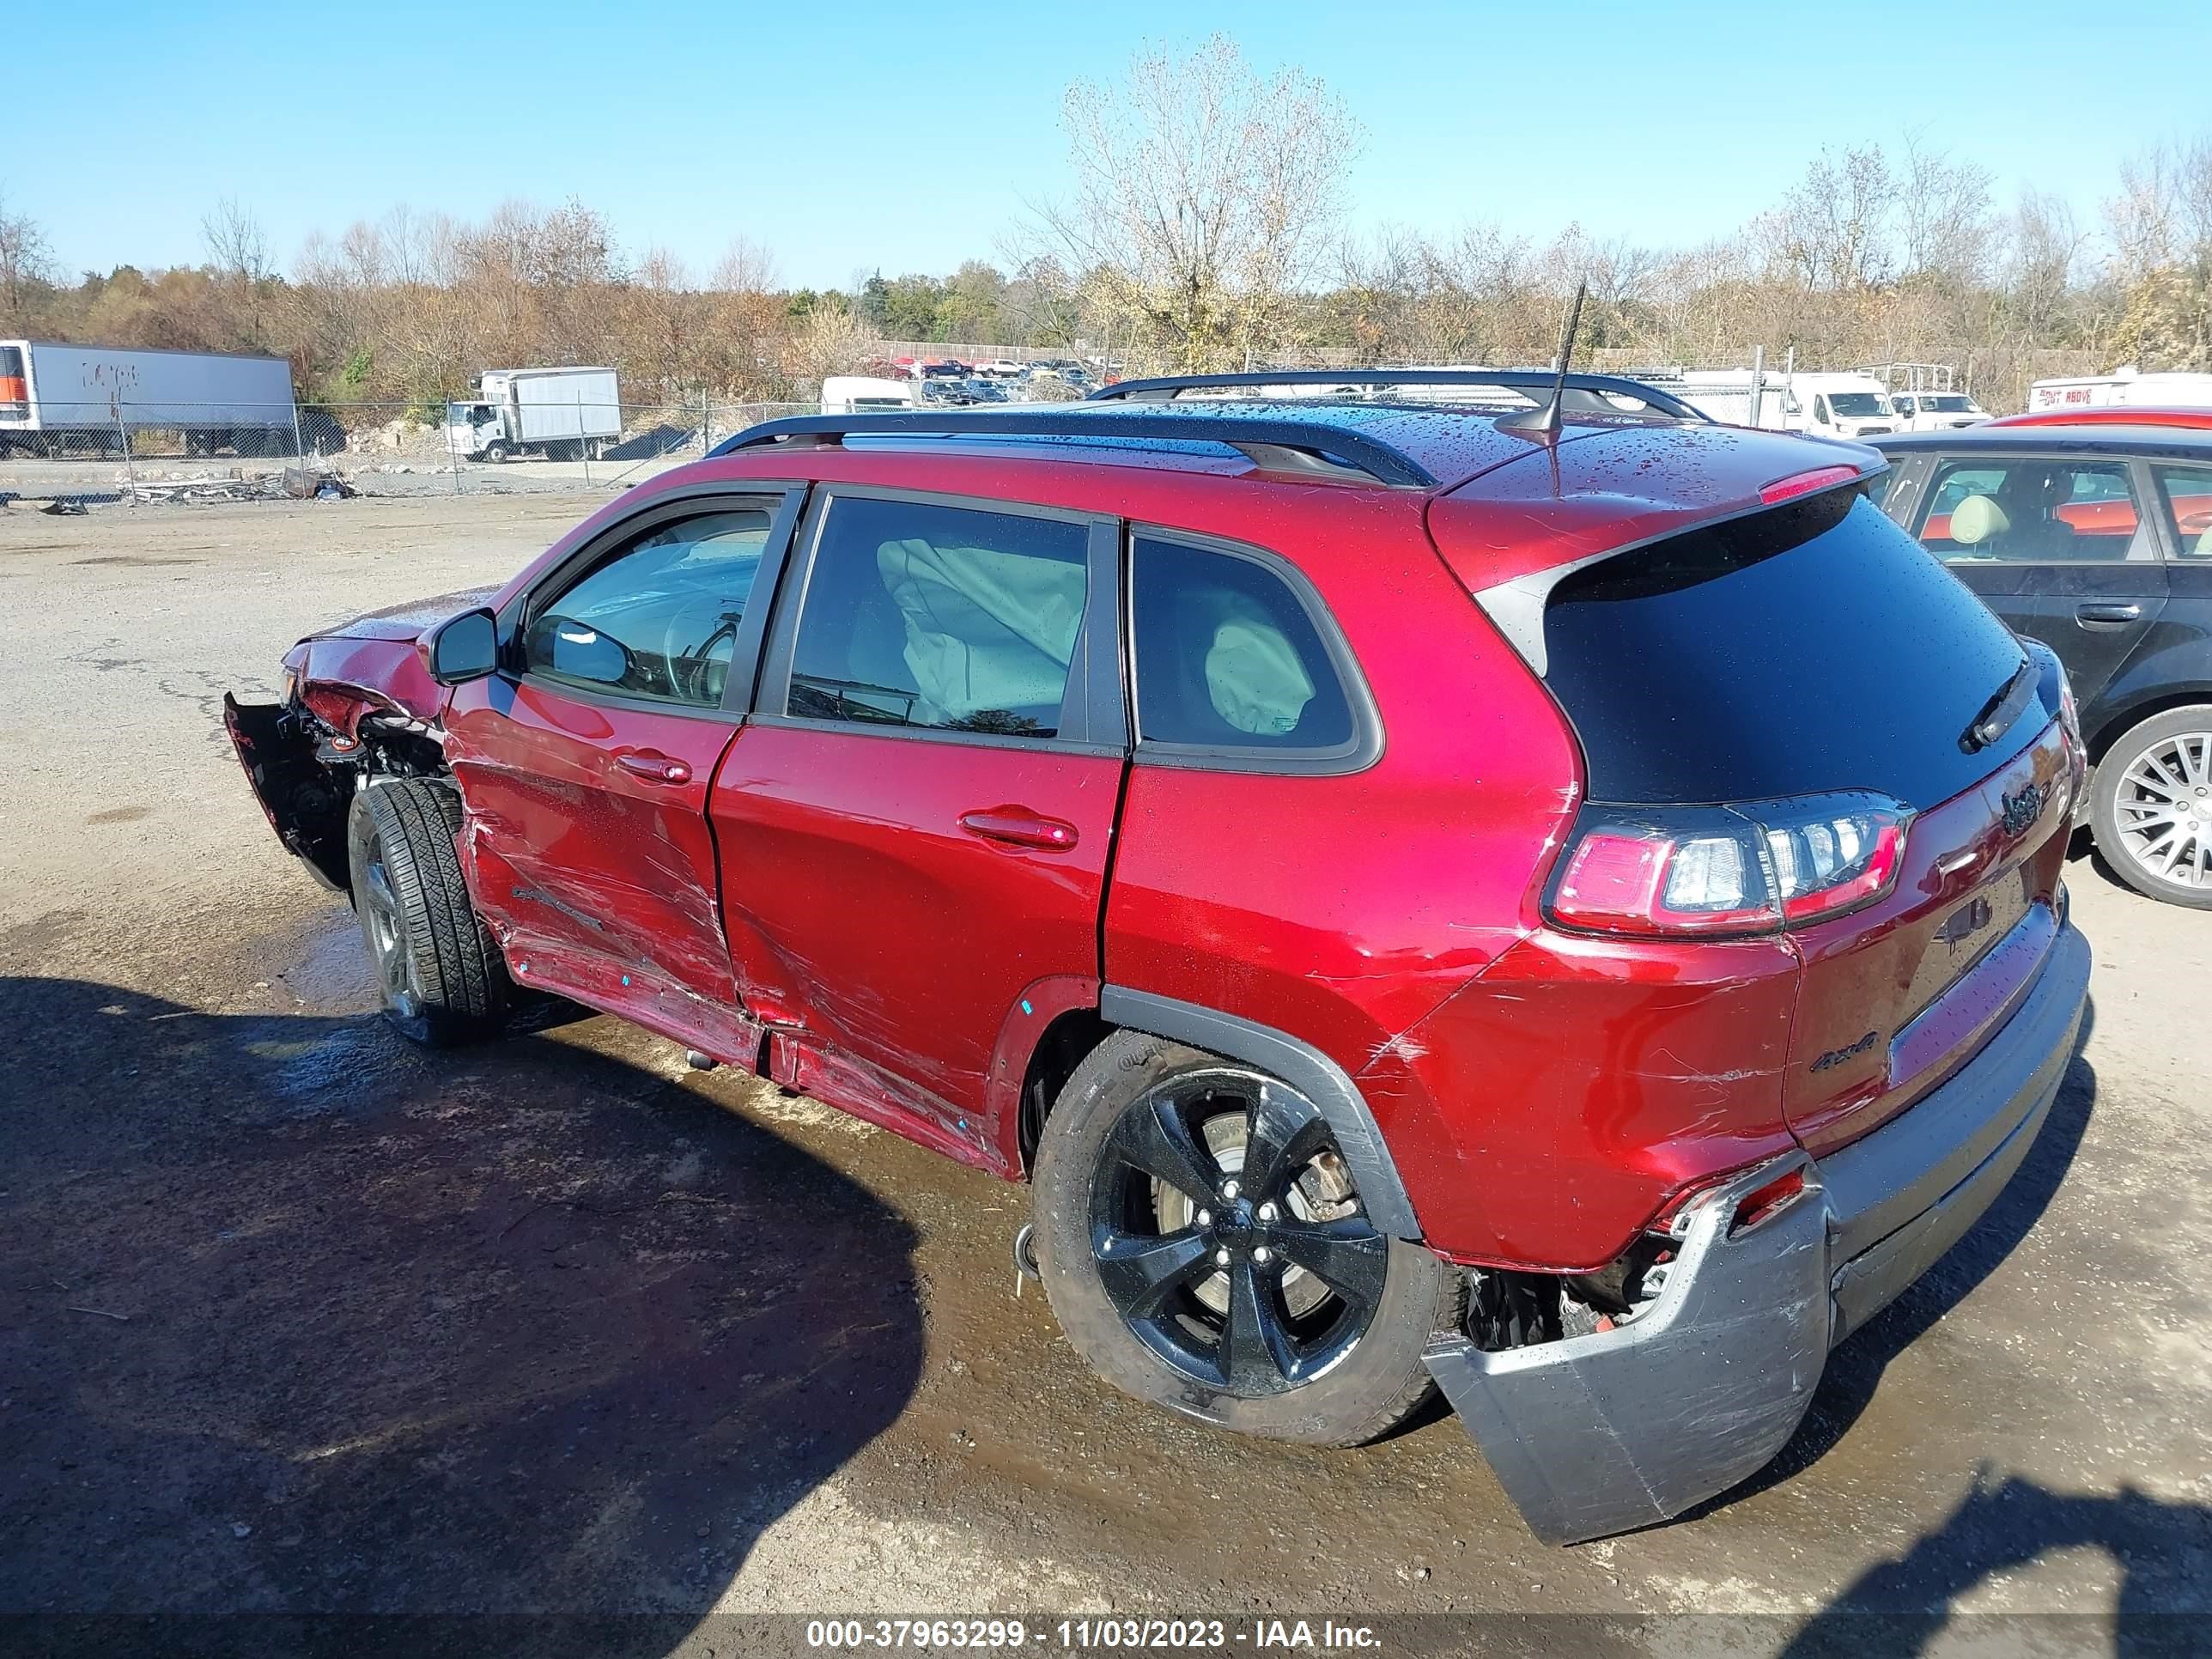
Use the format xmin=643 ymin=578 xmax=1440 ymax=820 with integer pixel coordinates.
xmin=1875 ymin=423 xmax=2212 ymax=907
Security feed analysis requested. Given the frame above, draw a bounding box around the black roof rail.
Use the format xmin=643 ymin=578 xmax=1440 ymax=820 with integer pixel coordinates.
xmin=1087 ymin=368 xmax=1712 ymax=422
xmin=704 ymin=409 xmax=1441 ymax=488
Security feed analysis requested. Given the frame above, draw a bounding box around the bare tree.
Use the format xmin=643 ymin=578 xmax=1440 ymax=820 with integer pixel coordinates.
xmin=1031 ymin=36 xmax=1359 ymax=371
xmin=2106 ymin=137 xmax=2212 ymax=368
xmin=1898 ymin=132 xmax=1993 ymax=282
xmin=1758 ymin=146 xmax=1896 ymax=290
xmin=199 ymin=195 xmax=275 ymax=348
xmin=202 ymin=195 xmax=272 ymax=284
xmin=0 ymin=187 xmax=56 ymax=324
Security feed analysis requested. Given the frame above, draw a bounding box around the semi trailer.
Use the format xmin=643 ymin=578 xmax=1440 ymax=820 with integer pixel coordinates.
xmin=0 ymin=341 xmax=296 ymax=458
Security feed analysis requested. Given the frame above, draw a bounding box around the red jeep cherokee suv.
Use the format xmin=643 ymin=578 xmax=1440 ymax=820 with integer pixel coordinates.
xmin=225 ymin=371 xmax=2091 ymax=1544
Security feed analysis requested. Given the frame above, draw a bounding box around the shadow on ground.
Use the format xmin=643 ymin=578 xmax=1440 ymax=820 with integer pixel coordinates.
xmin=0 ymin=976 xmax=923 ymax=1656
xmin=1780 ymin=1466 xmax=2211 ymax=1656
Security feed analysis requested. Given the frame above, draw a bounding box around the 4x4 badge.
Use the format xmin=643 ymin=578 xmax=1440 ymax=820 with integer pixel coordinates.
xmin=2000 ymin=781 xmax=2045 ymax=838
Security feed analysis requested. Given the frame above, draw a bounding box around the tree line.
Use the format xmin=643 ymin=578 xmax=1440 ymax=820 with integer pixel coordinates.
xmin=2 ymin=38 xmax=2209 ymax=419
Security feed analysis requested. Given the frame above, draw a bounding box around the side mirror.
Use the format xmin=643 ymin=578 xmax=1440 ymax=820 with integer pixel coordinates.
xmin=427 ymin=607 xmax=499 ymax=684
xmin=522 ymin=613 xmax=633 ymax=687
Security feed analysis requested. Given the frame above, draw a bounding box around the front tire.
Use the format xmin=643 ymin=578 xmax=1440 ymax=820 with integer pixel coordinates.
xmin=2091 ymin=706 xmax=2212 ymax=908
xmin=1032 ymin=1031 xmax=1459 ymax=1447
xmin=346 ymin=780 xmax=510 ymax=1044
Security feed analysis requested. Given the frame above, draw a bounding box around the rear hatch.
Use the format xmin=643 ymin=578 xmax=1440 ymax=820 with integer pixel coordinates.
xmin=1459 ymin=471 xmax=2074 ymax=1151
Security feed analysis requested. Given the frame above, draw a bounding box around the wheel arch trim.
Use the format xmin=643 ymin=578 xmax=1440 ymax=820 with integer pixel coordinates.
xmin=1096 ymin=986 xmax=1421 ymax=1239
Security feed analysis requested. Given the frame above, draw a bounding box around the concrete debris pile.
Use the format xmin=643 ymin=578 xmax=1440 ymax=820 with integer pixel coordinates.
xmin=123 ymin=467 xmax=359 ymax=505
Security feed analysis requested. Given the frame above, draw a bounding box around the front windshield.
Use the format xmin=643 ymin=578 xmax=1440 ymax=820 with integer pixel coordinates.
xmin=1929 ymin=395 xmax=1976 ymax=412
xmin=1828 ymin=392 xmax=1888 ymax=416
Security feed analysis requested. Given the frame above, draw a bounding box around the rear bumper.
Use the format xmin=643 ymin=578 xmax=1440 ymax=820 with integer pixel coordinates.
xmin=1424 ymin=921 xmax=2090 ymax=1546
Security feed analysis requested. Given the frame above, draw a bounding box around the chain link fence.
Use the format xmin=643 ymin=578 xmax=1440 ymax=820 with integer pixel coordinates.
xmin=0 ymin=398 xmax=822 ymax=504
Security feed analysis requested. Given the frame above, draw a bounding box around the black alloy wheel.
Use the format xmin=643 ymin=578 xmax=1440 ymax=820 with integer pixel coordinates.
xmin=1088 ymin=1071 xmax=1388 ymax=1395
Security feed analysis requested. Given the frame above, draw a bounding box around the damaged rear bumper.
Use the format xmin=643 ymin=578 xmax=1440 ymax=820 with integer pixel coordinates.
xmin=1424 ymin=920 xmax=2091 ymax=1546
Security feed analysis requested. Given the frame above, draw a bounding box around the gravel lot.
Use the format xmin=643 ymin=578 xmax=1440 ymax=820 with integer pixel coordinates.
xmin=2 ymin=490 xmax=2207 ymax=1656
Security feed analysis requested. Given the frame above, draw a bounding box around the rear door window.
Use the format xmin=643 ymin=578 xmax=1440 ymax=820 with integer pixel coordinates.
xmin=1128 ymin=534 xmax=1368 ymax=767
xmin=786 ymin=495 xmax=1090 ymax=738
xmin=1914 ymin=457 xmax=2154 ymax=562
xmin=2154 ymin=465 xmax=2212 ymax=557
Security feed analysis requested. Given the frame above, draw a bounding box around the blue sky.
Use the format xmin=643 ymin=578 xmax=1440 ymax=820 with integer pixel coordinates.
xmin=8 ymin=1 xmax=2204 ymax=289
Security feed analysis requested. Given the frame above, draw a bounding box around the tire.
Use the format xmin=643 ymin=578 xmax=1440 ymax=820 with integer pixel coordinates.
xmin=1032 ymin=1030 xmax=1461 ymax=1447
xmin=2090 ymin=705 xmax=2212 ymax=908
xmin=346 ymin=779 xmax=511 ymax=1044
xmin=483 ymin=441 xmax=509 ymax=465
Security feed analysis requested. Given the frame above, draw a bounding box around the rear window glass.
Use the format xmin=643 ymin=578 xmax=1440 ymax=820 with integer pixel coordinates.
xmin=1542 ymin=489 xmax=2035 ymax=810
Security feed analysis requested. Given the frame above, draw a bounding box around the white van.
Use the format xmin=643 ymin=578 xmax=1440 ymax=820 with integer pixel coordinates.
xmin=1887 ymin=390 xmax=1990 ymax=431
xmin=821 ymin=376 xmax=920 ymax=416
xmin=1784 ymin=373 xmax=1898 ymax=440
xmin=1664 ymin=368 xmax=1896 ymax=439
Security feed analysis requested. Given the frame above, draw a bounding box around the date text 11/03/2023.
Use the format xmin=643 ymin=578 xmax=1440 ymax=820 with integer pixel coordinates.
xmin=804 ymin=1619 xmax=1382 ymax=1650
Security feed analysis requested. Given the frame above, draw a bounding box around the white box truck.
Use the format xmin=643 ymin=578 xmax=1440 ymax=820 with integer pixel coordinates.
xmin=820 ymin=375 xmax=920 ymax=414
xmin=446 ymin=368 xmax=621 ymax=462
xmin=0 ymin=340 xmax=295 ymax=458
xmin=2027 ymin=366 xmax=2212 ymax=414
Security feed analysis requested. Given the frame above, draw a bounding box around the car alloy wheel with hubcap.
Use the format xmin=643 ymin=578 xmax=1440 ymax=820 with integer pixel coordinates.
xmin=1031 ymin=1030 xmax=1461 ymax=1446
xmin=2092 ymin=706 xmax=2212 ymax=908
xmin=2112 ymin=729 xmax=2212 ymax=890
xmin=357 ymin=835 xmax=421 ymax=1021
xmin=1092 ymin=1074 xmax=1386 ymax=1394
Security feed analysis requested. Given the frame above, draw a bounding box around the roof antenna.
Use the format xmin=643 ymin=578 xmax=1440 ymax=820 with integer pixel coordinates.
xmin=1498 ymin=279 xmax=1588 ymax=440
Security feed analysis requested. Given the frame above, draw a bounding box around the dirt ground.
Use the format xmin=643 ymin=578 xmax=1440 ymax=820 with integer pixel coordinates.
xmin=2 ymin=490 xmax=2208 ymax=1657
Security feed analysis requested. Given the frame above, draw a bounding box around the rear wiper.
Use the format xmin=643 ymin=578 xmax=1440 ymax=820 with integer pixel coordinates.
xmin=1960 ymin=658 xmax=2038 ymax=753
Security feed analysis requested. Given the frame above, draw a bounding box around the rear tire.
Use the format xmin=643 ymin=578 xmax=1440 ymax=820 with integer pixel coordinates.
xmin=1032 ymin=1030 xmax=1459 ymax=1447
xmin=2092 ymin=705 xmax=2212 ymax=908
xmin=346 ymin=779 xmax=510 ymax=1045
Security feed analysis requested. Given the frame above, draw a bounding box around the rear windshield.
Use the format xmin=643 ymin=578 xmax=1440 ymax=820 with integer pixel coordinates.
xmin=1541 ymin=489 xmax=2037 ymax=809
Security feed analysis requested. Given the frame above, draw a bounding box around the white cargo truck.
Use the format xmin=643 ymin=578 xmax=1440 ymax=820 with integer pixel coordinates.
xmin=0 ymin=340 xmax=295 ymax=458
xmin=820 ymin=375 xmax=920 ymax=414
xmin=2027 ymin=366 xmax=2212 ymax=415
xmin=446 ymin=368 xmax=622 ymax=462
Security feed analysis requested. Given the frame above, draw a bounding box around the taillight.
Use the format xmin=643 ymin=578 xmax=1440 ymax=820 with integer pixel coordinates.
xmin=1547 ymin=792 xmax=1911 ymax=937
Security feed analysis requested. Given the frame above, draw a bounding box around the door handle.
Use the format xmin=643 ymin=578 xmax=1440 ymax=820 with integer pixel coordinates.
xmin=2075 ymin=601 xmax=2142 ymax=628
xmin=615 ymin=750 xmax=692 ymax=785
xmin=958 ymin=807 xmax=1079 ymax=851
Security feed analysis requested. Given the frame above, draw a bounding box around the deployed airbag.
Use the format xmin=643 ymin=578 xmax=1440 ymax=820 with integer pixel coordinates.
xmin=876 ymin=538 xmax=1085 ymax=722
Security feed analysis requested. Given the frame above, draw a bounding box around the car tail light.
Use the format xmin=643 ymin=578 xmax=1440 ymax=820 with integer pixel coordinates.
xmin=1548 ymin=792 xmax=1911 ymax=938
xmin=2056 ymin=665 xmax=2081 ymax=751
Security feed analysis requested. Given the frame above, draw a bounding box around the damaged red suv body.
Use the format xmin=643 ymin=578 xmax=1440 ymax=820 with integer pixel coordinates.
xmin=226 ymin=372 xmax=2091 ymax=1544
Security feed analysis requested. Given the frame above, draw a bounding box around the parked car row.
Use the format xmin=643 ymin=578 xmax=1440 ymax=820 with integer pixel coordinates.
xmin=227 ymin=367 xmax=2094 ymax=1548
